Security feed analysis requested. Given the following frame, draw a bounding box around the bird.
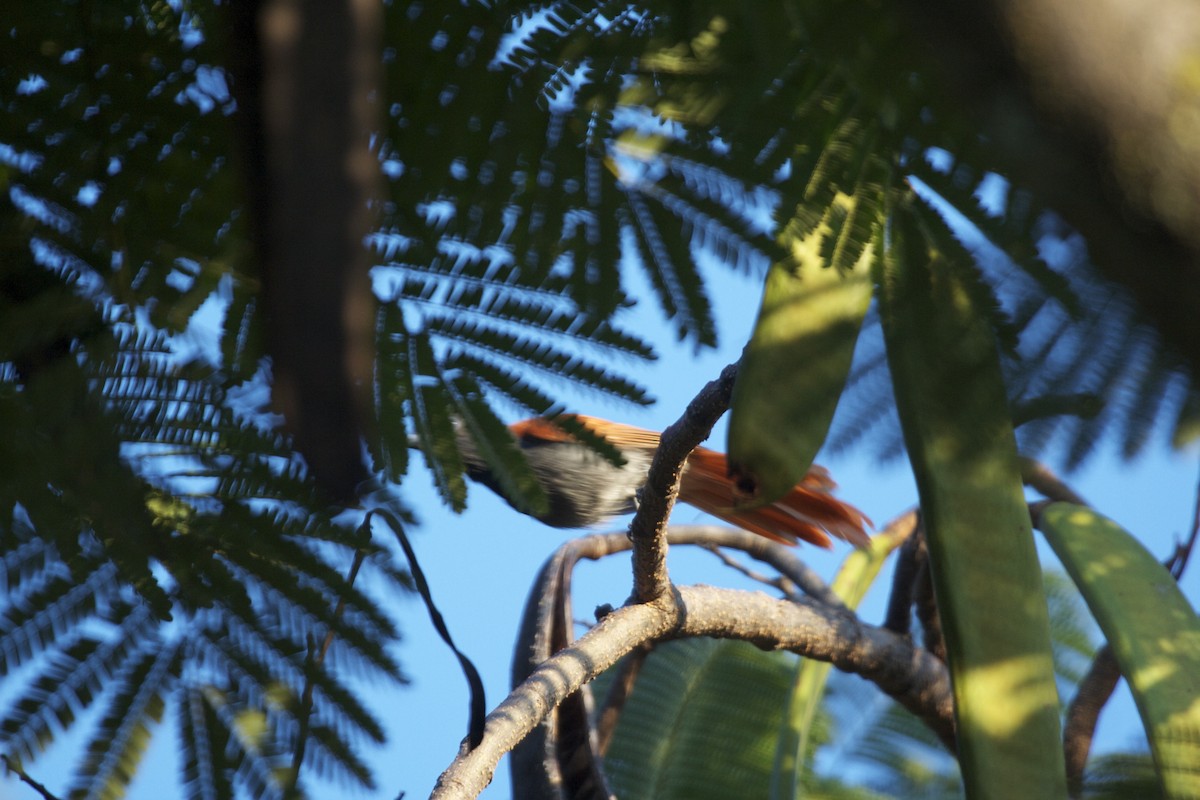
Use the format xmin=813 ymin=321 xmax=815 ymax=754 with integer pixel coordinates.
xmin=460 ymin=414 xmax=871 ymax=548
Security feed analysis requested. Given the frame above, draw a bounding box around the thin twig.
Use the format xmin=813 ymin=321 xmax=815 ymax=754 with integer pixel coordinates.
xmin=1 ymin=755 xmax=61 ymax=800
xmin=1168 ymin=459 xmax=1200 ymax=580
xmin=629 ymin=362 xmax=739 ymax=602
xmin=674 ymin=525 xmax=845 ymax=607
xmin=701 ymin=544 xmax=803 ymax=600
xmin=289 ymin=547 xmax=367 ymax=790
xmin=883 ymin=527 xmax=922 ymax=635
xmin=1020 ymin=456 xmax=1090 ymax=506
xmin=908 ymin=522 xmax=946 ymax=662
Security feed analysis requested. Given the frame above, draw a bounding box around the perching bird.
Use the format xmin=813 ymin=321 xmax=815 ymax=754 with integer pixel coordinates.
xmin=461 ymin=415 xmax=871 ymax=548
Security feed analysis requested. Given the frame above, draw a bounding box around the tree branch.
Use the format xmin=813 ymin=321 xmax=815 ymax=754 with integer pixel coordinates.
xmin=1062 ymin=645 xmax=1122 ymax=799
xmin=1021 ymin=457 xmax=1090 ymax=507
xmin=701 ymin=544 xmax=805 ymax=600
xmin=1 ymin=755 xmax=61 ymax=800
xmin=1168 ymin=459 xmax=1200 ymax=581
xmin=628 ymin=362 xmax=739 ymax=602
xmin=673 ymin=525 xmax=844 ymax=606
xmin=594 ymin=644 xmax=651 ymax=756
xmin=430 ymin=583 xmax=953 ymax=799
xmin=884 ymin=525 xmax=922 ymax=635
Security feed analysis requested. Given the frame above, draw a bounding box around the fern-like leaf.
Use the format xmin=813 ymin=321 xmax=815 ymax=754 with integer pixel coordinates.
xmin=67 ymin=637 xmax=181 ymax=800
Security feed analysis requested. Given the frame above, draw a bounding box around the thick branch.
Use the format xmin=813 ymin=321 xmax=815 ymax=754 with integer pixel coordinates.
xmin=227 ymin=0 xmax=380 ymax=501
xmin=628 ymin=362 xmax=740 ymax=601
xmin=430 ymin=584 xmax=953 ymax=799
xmin=509 ymin=525 xmax=849 ymax=797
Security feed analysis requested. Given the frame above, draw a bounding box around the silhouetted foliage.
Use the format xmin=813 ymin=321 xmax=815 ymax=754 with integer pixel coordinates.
xmin=1 ymin=0 xmax=1194 ymax=796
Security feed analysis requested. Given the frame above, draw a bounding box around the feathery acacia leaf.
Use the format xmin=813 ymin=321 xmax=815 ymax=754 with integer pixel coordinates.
xmin=179 ymin=685 xmax=237 ymax=800
xmin=446 ymin=372 xmax=551 ymax=518
xmin=68 ymin=637 xmax=181 ymax=800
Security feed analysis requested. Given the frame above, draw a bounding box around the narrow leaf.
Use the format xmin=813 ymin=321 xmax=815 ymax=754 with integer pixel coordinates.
xmin=1038 ymin=503 xmax=1200 ymax=800
xmin=728 ymin=217 xmax=873 ymax=507
xmin=445 ymin=372 xmax=549 ymax=517
xmin=603 ymin=638 xmax=795 ymax=800
xmin=876 ymin=196 xmax=1066 ymax=798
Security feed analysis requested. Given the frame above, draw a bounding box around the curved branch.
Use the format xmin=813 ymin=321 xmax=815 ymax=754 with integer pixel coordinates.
xmin=508 ymin=524 xmax=846 ymax=798
xmin=430 ymin=584 xmax=953 ymax=799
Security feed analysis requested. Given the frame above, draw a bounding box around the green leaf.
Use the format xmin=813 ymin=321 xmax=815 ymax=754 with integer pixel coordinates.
xmin=603 ymin=638 xmax=796 ymax=800
xmin=178 ymin=686 xmax=236 ymax=800
xmin=68 ymin=638 xmax=181 ymax=800
xmin=876 ymin=195 xmax=1065 ymax=798
xmin=404 ymin=328 xmax=469 ymax=512
xmin=728 ymin=216 xmax=873 ymax=506
xmin=445 ymin=372 xmax=550 ymax=517
xmin=1038 ymin=503 xmax=1200 ymax=800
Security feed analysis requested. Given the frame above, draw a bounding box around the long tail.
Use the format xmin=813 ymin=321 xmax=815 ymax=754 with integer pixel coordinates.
xmin=680 ymin=448 xmax=872 ymax=548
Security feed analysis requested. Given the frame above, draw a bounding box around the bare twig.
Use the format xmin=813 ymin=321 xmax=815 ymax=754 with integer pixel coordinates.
xmin=671 ymin=525 xmax=845 ymax=608
xmin=430 ymin=584 xmax=954 ymax=799
xmin=510 ymin=531 xmax=613 ymax=800
xmin=1168 ymin=460 xmax=1200 ymax=581
xmin=884 ymin=527 xmax=922 ymax=635
xmin=1 ymin=755 xmax=61 ymax=800
xmin=629 ymin=362 xmax=739 ymax=602
xmin=908 ymin=522 xmax=946 ymax=663
xmin=1063 ymin=645 xmax=1121 ymax=799
xmin=701 ymin=544 xmax=804 ymax=600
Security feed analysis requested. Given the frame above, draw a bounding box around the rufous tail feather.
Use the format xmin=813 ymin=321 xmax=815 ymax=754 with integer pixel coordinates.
xmin=680 ymin=448 xmax=872 ymax=548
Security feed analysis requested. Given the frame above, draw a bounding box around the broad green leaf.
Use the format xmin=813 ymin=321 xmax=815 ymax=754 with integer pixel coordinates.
xmin=1039 ymin=502 xmax=1200 ymax=800
xmin=603 ymin=638 xmax=795 ymax=800
xmin=876 ymin=196 xmax=1065 ymax=798
xmin=771 ymin=516 xmax=914 ymax=799
xmin=728 ymin=209 xmax=873 ymax=506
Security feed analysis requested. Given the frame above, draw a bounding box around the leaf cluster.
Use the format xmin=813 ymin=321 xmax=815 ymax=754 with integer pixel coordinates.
xmin=1 ymin=4 xmax=408 ymax=797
